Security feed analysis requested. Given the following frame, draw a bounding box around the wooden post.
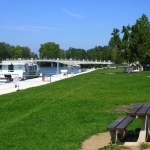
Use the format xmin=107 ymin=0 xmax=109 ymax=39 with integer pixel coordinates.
xmin=42 ymin=73 xmax=45 ymax=81
xmin=50 ymin=75 xmax=51 ymax=83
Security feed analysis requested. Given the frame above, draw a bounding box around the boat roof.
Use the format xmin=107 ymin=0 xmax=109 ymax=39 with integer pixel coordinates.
xmin=0 ymin=60 xmax=37 ymax=65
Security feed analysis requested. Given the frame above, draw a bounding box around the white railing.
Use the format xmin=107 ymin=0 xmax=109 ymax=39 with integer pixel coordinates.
xmin=2 ymin=58 xmax=114 ymax=65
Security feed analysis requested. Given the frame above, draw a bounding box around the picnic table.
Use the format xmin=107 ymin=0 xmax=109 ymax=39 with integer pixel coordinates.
xmin=127 ymin=104 xmax=150 ymax=142
xmin=107 ymin=104 xmax=150 ymax=143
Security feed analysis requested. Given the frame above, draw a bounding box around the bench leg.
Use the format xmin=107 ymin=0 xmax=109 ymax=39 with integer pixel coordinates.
xmin=109 ymin=130 xmax=117 ymax=143
xmin=147 ymin=116 xmax=150 ymax=138
xmin=137 ymin=116 xmax=147 ymax=142
xmin=116 ymin=130 xmax=127 ymax=144
xmin=109 ymin=130 xmax=126 ymax=143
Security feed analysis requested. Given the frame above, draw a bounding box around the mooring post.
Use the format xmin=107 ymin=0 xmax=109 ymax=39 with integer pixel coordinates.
xmin=50 ymin=75 xmax=51 ymax=83
xmin=56 ymin=58 xmax=59 ymax=74
xmin=42 ymin=73 xmax=45 ymax=81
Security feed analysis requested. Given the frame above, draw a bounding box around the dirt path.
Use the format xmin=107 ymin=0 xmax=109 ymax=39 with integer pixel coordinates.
xmin=81 ymin=132 xmax=110 ymax=150
xmin=81 ymin=132 xmax=143 ymax=150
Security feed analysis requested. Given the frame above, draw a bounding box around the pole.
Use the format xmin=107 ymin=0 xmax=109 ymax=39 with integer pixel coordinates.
xmin=56 ymin=62 xmax=59 ymax=74
xmin=18 ymin=82 xmax=19 ymax=90
xmin=42 ymin=73 xmax=45 ymax=81
xmin=50 ymin=75 xmax=51 ymax=83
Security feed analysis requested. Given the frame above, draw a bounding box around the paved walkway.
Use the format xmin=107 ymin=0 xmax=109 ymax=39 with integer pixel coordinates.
xmin=0 ymin=69 xmax=95 ymax=95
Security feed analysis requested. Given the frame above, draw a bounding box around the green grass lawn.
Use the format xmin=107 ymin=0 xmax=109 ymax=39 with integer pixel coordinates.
xmin=0 ymin=68 xmax=150 ymax=150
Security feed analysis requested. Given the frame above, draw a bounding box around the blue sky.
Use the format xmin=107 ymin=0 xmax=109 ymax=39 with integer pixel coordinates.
xmin=0 ymin=0 xmax=150 ymax=54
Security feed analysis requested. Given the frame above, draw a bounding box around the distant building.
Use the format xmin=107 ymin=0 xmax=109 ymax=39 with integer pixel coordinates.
xmin=122 ymin=61 xmax=140 ymax=73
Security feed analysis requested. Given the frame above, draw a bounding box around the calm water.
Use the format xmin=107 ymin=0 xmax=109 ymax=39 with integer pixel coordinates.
xmin=40 ymin=66 xmax=81 ymax=76
xmin=0 ymin=67 xmax=81 ymax=85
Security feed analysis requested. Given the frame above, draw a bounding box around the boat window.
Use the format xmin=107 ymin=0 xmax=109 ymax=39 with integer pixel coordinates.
xmin=28 ymin=66 xmax=32 ymax=71
xmin=31 ymin=66 xmax=34 ymax=70
xmin=2 ymin=65 xmax=8 ymax=70
xmin=33 ymin=65 xmax=36 ymax=70
xmin=28 ymin=65 xmax=37 ymax=71
xmin=0 ymin=65 xmax=2 ymax=69
xmin=8 ymin=64 xmax=14 ymax=72
xmin=14 ymin=65 xmax=25 ymax=71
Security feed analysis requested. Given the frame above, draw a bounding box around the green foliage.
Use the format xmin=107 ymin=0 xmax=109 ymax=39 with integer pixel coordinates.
xmin=86 ymin=46 xmax=111 ymax=61
xmin=99 ymin=143 xmax=121 ymax=150
xmin=109 ymin=14 xmax=150 ymax=64
xmin=130 ymin=14 xmax=150 ymax=63
xmin=109 ymin=28 xmax=122 ymax=50
xmin=0 ymin=42 xmax=10 ymax=59
xmin=0 ymin=42 xmax=38 ymax=59
xmin=39 ymin=42 xmax=63 ymax=59
xmin=140 ymin=142 xmax=150 ymax=150
xmin=65 ymin=47 xmax=87 ymax=60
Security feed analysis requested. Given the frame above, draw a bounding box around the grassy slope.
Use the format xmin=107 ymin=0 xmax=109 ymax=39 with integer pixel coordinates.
xmin=0 ymin=69 xmax=150 ymax=150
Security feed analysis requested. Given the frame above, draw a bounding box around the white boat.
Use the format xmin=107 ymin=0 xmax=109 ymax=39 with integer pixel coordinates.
xmin=67 ymin=65 xmax=73 ymax=70
xmin=0 ymin=60 xmax=40 ymax=80
xmin=73 ymin=64 xmax=80 ymax=67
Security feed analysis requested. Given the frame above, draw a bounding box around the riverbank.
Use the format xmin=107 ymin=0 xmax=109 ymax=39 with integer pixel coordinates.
xmin=0 ymin=68 xmax=96 ymax=95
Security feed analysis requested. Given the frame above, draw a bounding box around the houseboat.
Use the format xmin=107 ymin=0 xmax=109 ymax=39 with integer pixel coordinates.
xmin=0 ymin=60 xmax=40 ymax=81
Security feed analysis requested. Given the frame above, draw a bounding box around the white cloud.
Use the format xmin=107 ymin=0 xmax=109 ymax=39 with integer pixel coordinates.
xmin=62 ymin=8 xmax=85 ymax=19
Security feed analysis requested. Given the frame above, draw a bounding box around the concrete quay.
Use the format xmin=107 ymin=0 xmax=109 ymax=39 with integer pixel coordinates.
xmin=0 ymin=68 xmax=96 ymax=95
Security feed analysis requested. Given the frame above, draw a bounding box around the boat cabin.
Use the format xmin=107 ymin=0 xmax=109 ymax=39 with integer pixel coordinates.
xmin=0 ymin=61 xmax=40 ymax=80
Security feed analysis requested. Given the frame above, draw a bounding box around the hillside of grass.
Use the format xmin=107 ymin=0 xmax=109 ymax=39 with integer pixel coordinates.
xmin=0 ymin=68 xmax=150 ymax=150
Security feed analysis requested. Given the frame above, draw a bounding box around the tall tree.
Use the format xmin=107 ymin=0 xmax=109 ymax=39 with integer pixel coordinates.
xmin=0 ymin=42 xmax=10 ymax=60
xmin=121 ymin=25 xmax=131 ymax=63
xmin=14 ymin=45 xmax=23 ymax=58
xmin=109 ymin=28 xmax=122 ymax=63
xmin=109 ymin=28 xmax=121 ymax=49
xmin=8 ymin=46 xmax=16 ymax=58
xmin=59 ymin=49 xmax=65 ymax=59
xmin=30 ymin=52 xmax=38 ymax=58
xmin=39 ymin=42 xmax=60 ymax=59
xmin=22 ymin=47 xmax=31 ymax=58
xmin=65 ymin=47 xmax=86 ymax=60
xmin=129 ymin=14 xmax=150 ymax=63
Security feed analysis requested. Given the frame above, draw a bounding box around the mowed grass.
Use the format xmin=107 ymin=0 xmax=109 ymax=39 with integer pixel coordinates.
xmin=0 ymin=68 xmax=150 ymax=150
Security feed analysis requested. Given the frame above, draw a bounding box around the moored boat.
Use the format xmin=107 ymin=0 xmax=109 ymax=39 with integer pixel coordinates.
xmin=0 ymin=60 xmax=40 ymax=81
xmin=67 ymin=65 xmax=73 ymax=70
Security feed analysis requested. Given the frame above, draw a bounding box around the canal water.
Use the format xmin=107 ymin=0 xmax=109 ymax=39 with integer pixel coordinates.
xmin=0 ymin=67 xmax=81 ymax=85
xmin=40 ymin=66 xmax=81 ymax=76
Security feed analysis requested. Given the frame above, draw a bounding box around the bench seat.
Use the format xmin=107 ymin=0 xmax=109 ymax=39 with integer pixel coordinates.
xmin=116 ymin=116 xmax=133 ymax=130
xmin=136 ymin=104 xmax=150 ymax=116
xmin=107 ymin=116 xmax=133 ymax=131
xmin=127 ymin=104 xmax=150 ymax=117
xmin=107 ymin=116 xmax=126 ymax=130
xmin=127 ymin=104 xmax=143 ymax=116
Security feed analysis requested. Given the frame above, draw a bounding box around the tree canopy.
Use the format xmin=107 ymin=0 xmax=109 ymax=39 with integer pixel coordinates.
xmin=109 ymin=14 xmax=150 ymax=64
xmin=39 ymin=42 xmax=64 ymax=59
xmin=0 ymin=42 xmax=38 ymax=60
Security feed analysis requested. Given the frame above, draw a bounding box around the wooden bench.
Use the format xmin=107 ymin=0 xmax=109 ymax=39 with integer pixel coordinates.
xmin=107 ymin=116 xmax=133 ymax=143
